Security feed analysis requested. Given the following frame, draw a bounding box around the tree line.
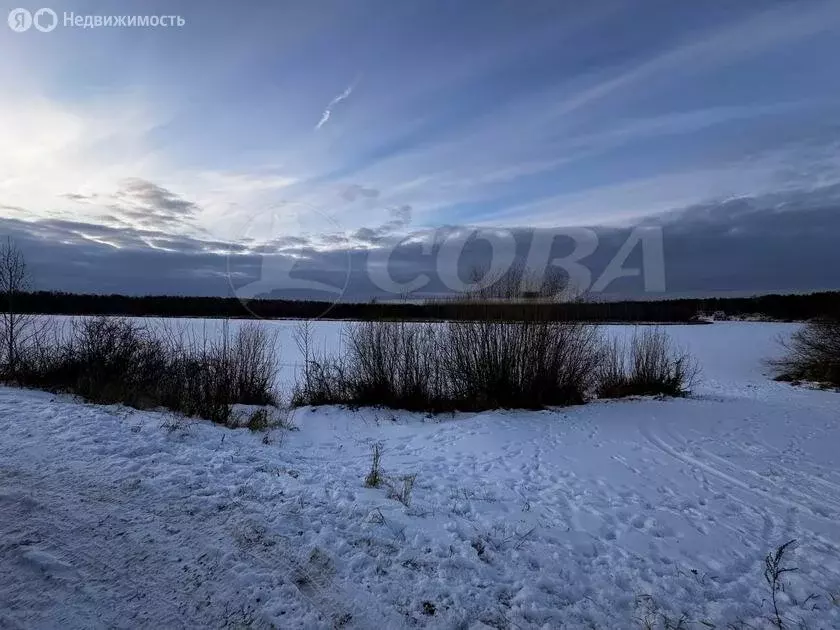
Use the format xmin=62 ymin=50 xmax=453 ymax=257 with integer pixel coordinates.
xmin=5 ymin=288 xmax=839 ymax=322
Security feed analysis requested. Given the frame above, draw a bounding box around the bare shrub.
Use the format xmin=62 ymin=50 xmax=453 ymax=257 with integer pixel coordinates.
xmin=341 ymin=321 xmax=447 ymax=410
xmin=291 ymin=320 xmax=351 ymax=407
xmin=773 ymin=318 xmax=840 ymax=387
xmin=13 ymin=317 xmax=165 ymax=407
xmin=292 ymin=316 xmax=602 ymax=411
xmin=437 ymin=268 xmax=601 ymax=409
xmin=290 ymin=357 xmax=348 ymax=407
xmin=292 ymin=319 xmax=447 ymax=410
xmin=9 ymin=317 xmax=280 ymax=425
xmin=226 ymin=323 xmax=280 ymax=405
xmin=597 ymin=328 xmax=698 ymax=398
xmin=291 ymin=265 xmax=604 ymax=412
xmin=0 ymin=238 xmax=53 ymax=378
xmin=161 ymin=321 xmax=280 ymax=423
xmin=0 ymin=237 xmax=31 ymax=375
xmin=442 ymin=316 xmax=602 ymax=409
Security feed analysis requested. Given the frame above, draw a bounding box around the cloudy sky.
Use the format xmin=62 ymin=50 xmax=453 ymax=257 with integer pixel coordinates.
xmin=1 ymin=0 xmax=839 ymax=299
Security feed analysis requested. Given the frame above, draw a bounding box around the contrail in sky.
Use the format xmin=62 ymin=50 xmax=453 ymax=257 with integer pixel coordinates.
xmin=315 ymin=82 xmax=355 ymax=130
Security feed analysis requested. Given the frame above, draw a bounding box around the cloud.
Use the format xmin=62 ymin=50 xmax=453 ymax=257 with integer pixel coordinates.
xmin=61 ymin=193 xmax=98 ymax=203
xmin=348 ymin=205 xmax=413 ymax=245
xmin=113 ymin=178 xmax=200 ymax=226
xmin=478 ymin=139 xmax=840 ymax=228
xmin=5 ymin=184 xmax=839 ymax=298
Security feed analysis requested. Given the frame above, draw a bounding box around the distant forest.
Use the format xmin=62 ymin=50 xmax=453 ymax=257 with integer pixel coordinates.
xmin=9 ymin=290 xmax=840 ymax=323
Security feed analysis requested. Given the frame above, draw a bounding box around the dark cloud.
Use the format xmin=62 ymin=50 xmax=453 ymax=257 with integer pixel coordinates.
xmin=61 ymin=193 xmax=99 ymax=203
xmin=648 ymin=185 xmax=840 ymax=295
xmin=0 ymin=217 xmax=237 ymax=296
xmin=261 ymin=235 xmax=313 ymax=251
xmin=2 ymin=184 xmax=839 ymax=298
xmin=117 ymin=178 xmax=199 ymax=217
xmin=350 ymin=205 xmax=413 ymax=245
xmin=63 ymin=179 xmax=200 ymax=231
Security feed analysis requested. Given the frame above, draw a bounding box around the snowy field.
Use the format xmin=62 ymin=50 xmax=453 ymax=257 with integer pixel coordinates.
xmin=1 ymin=321 xmax=839 ymax=629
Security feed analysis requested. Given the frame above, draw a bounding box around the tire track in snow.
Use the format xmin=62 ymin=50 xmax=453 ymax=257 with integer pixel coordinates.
xmin=654 ymin=420 xmax=840 ymax=520
xmin=639 ymin=421 xmax=838 ymax=530
xmin=699 ymin=448 xmax=840 ymax=517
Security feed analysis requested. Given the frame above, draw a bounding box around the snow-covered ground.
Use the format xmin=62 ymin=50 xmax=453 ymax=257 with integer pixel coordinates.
xmin=1 ymin=322 xmax=839 ymax=629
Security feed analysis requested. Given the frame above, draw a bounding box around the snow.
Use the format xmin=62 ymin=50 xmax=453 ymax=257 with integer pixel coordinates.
xmin=1 ymin=322 xmax=839 ymax=629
